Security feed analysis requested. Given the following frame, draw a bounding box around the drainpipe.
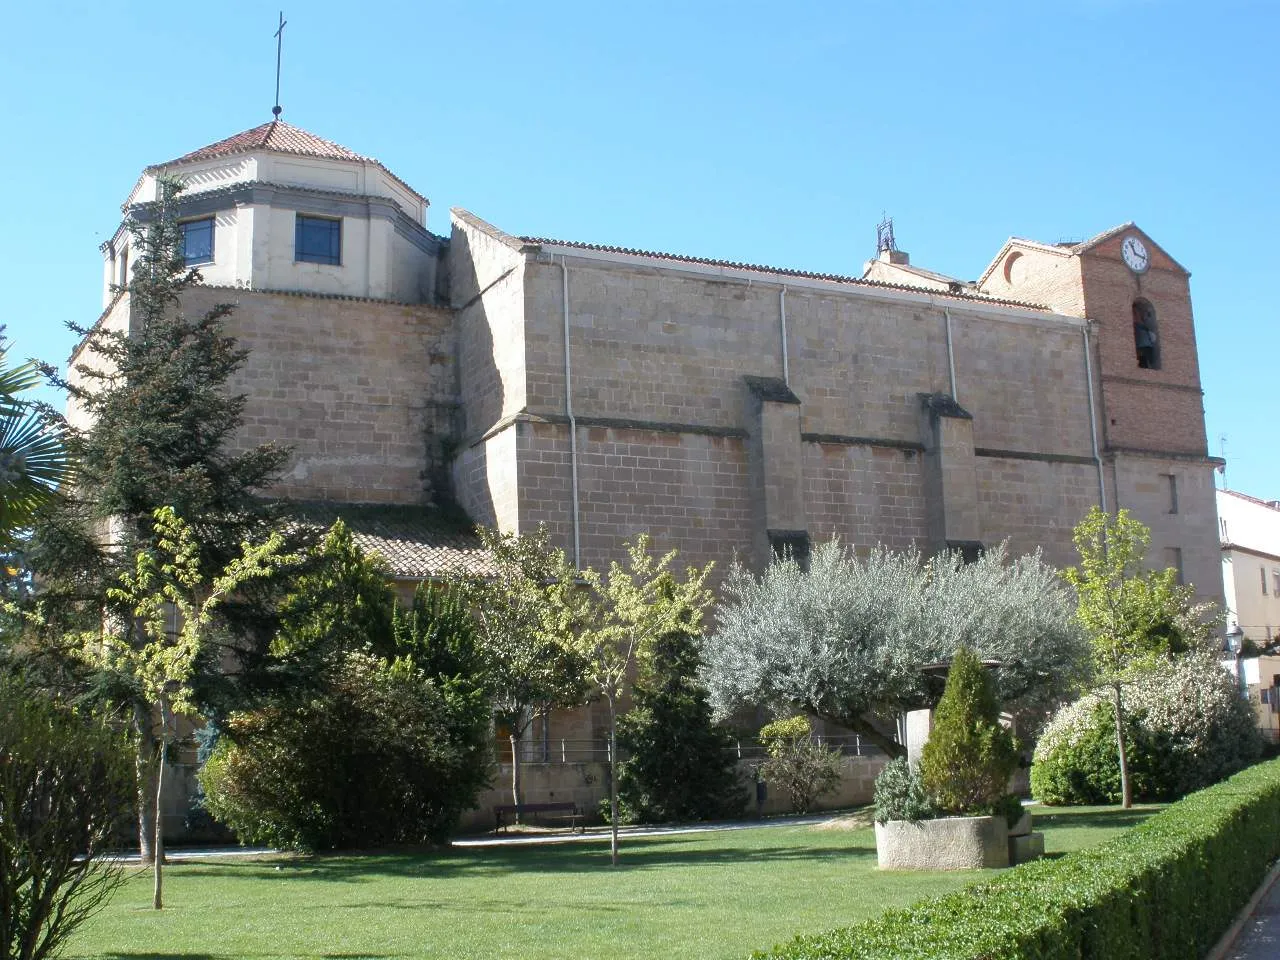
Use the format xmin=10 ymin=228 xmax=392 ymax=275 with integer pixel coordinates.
xmin=1082 ymin=323 xmax=1108 ymax=513
xmin=943 ymin=307 xmax=958 ymax=401
xmin=559 ymin=258 xmax=582 ymax=569
xmin=779 ymin=286 xmax=790 ymax=386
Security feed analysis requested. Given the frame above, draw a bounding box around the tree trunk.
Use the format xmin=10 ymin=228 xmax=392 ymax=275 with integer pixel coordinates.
xmin=609 ymin=694 xmax=619 ymax=868
xmin=510 ymin=732 xmax=523 ymax=823
xmin=153 ymin=708 xmax=165 ymax=911
xmin=134 ymin=702 xmax=157 ymax=864
xmin=1112 ymin=683 xmax=1132 ymax=809
xmin=832 ymin=713 xmax=908 ymax=759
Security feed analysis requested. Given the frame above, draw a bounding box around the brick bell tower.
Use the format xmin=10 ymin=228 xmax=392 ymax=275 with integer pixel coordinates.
xmin=979 ymin=224 xmax=1223 ymax=603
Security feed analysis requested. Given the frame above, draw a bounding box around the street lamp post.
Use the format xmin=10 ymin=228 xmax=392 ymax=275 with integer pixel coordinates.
xmin=1226 ymin=624 xmax=1247 ymax=699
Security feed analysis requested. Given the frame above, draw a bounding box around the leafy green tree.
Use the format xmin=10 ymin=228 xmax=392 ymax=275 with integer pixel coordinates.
xmin=393 ymin=579 xmax=484 ymax=685
xmin=200 ymin=649 xmax=493 ymax=851
xmin=615 ymin=619 xmax=745 ymax=825
xmin=757 ymin=715 xmax=842 ymax=814
xmin=464 ymin=526 xmax=589 ymax=816
xmin=577 ymin=538 xmax=714 ymax=864
xmin=0 ymin=677 xmax=133 ymax=960
xmin=703 ymin=540 xmax=1086 ymax=757
xmin=203 ymin=533 xmax=491 ymax=850
xmin=30 ymin=175 xmax=293 ymax=686
xmin=919 ymin=646 xmax=1018 ymax=815
xmin=1063 ymin=506 xmax=1203 ymax=808
xmin=272 ymin=521 xmax=395 ymax=673
xmin=23 ymin=177 xmax=296 ymax=857
xmin=88 ymin=506 xmax=291 ymax=906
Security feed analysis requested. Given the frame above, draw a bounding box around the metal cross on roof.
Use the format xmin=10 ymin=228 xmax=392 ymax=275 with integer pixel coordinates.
xmin=272 ymin=12 xmax=288 ymax=119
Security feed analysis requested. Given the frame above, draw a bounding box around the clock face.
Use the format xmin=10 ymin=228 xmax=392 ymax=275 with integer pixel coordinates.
xmin=1122 ymin=235 xmax=1150 ymax=273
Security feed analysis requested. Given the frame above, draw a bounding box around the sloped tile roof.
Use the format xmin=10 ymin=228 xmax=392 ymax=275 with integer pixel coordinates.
xmin=288 ymin=501 xmax=495 ymax=579
xmin=520 ymin=235 xmax=1048 ymax=311
xmin=163 ymin=120 xmax=371 ymax=165
xmin=152 ymin=120 xmax=426 ymax=203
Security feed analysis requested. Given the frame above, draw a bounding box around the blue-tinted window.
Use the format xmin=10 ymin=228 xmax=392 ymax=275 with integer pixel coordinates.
xmin=181 ymin=217 xmax=214 ymax=266
xmin=295 ymin=215 xmax=341 ymax=265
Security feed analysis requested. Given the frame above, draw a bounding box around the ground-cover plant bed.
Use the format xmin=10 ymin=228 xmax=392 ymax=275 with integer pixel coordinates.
xmin=759 ymin=757 xmax=1280 ymax=960
xmin=66 ymin=810 xmax=1149 ymax=960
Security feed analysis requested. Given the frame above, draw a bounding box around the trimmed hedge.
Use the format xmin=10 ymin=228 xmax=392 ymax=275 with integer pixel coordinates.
xmin=756 ymin=757 xmax=1280 ymax=960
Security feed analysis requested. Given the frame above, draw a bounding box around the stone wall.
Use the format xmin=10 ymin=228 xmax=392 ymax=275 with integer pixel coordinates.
xmin=184 ymin=285 xmax=457 ymax=505
xmin=518 ymin=419 xmax=755 ymax=577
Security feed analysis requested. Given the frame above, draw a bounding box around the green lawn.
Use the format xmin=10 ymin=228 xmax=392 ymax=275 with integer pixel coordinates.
xmin=67 ymin=806 xmax=1159 ymax=960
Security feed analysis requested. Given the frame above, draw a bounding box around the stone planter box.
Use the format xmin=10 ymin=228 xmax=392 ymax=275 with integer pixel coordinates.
xmin=875 ymin=815 xmax=1010 ymax=870
xmin=1009 ymin=810 xmax=1032 ymax=837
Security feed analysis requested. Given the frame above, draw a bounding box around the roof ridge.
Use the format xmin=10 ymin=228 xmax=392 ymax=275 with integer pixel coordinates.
xmin=520 ymin=235 xmax=1048 ymax=311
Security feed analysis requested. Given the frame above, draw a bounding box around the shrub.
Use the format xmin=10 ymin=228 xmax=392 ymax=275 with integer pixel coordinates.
xmin=1032 ymin=653 xmax=1263 ymax=805
xmin=758 ymin=716 xmax=842 ymax=814
xmin=200 ymin=651 xmax=491 ymax=850
xmin=758 ymin=756 xmax=1280 ymax=960
xmin=615 ymin=626 xmax=745 ymax=824
xmin=0 ymin=677 xmax=134 ymax=960
xmin=919 ymin=646 xmax=1018 ymax=815
xmin=872 ymin=758 xmax=934 ymax=824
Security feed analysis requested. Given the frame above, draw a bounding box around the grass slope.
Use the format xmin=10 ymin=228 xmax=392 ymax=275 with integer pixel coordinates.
xmin=68 ymin=807 xmax=1155 ymax=960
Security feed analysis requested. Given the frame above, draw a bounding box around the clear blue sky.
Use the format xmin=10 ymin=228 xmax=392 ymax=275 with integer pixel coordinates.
xmin=3 ymin=1 xmax=1275 ymax=498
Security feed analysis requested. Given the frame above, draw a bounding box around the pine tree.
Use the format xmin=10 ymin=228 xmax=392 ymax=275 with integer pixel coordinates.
xmin=616 ymin=622 xmax=744 ymax=823
xmin=27 ymin=176 xmax=293 ymax=861
xmin=42 ymin=176 xmax=289 ymax=575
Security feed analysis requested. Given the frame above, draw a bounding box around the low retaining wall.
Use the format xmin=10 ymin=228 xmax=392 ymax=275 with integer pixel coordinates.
xmin=456 ymin=754 xmax=891 ymax=833
xmin=875 ymin=815 xmax=1010 ymax=870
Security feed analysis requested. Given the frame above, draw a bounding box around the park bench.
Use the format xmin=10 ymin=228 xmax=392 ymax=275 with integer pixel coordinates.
xmin=494 ymin=801 xmax=583 ymax=833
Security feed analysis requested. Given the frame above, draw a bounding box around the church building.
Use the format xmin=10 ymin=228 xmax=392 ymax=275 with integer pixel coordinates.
xmin=81 ymin=119 xmax=1224 ymax=605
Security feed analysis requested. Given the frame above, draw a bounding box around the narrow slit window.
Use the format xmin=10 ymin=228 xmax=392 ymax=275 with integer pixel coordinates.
xmin=1133 ymin=299 xmax=1161 ymax=370
xmin=1165 ymin=474 xmax=1178 ymax=514
xmin=1263 ymin=566 xmax=1269 ymax=596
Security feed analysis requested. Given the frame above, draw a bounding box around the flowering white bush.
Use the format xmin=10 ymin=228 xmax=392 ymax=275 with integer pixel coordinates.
xmin=1031 ymin=654 xmax=1262 ymax=804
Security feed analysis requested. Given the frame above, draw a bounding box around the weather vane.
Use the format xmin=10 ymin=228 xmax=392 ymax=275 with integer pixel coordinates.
xmin=272 ymin=12 xmax=287 ymax=119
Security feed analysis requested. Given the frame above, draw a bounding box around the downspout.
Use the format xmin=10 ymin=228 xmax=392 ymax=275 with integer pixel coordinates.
xmin=943 ymin=307 xmax=958 ymax=401
xmin=1082 ymin=322 xmax=1108 ymax=513
xmin=779 ymin=286 xmax=790 ymax=386
xmin=559 ymin=258 xmax=582 ymax=569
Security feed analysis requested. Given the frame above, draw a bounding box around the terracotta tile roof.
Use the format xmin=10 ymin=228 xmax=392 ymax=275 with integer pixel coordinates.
xmin=162 ymin=120 xmax=371 ymax=166
xmin=152 ymin=121 xmax=426 ymax=203
xmin=520 ymin=235 xmax=1048 ymax=311
xmin=288 ymin=501 xmax=495 ymax=580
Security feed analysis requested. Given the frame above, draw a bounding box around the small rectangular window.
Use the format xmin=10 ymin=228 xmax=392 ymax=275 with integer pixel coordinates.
xmin=1263 ymin=566 xmax=1270 ymax=596
xmin=295 ymin=214 xmax=341 ymax=265
xmin=768 ymin=530 xmax=811 ymax=571
xmin=1165 ymin=547 xmax=1184 ymax=585
xmin=1165 ymin=474 xmax=1178 ymax=514
xmin=180 ymin=217 xmax=214 ymax=266
xmin=1273 ymin=570 xmax=1280 ymax=596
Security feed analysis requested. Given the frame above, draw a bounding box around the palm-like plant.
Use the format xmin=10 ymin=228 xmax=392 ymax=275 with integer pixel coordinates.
xmin=0 ymin=350 xmax=69 ymax=543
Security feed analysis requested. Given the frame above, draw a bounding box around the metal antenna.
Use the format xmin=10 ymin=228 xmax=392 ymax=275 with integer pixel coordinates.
xmin=272 ymin=12 xmax=287 ymax=119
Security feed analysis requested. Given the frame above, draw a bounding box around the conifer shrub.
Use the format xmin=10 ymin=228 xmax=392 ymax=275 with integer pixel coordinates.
xmin=919 ymin=646 xmax=1018 ymax=816
xmin=614 ymin=626 xmax=745 ymax=823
